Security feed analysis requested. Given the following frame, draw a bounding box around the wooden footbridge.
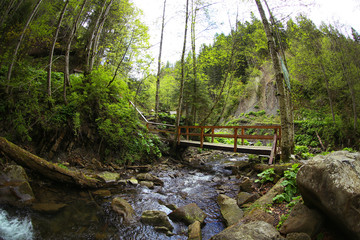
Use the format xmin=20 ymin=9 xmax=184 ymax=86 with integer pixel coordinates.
xmin=129 ymin=101 xmax=281 ymax=164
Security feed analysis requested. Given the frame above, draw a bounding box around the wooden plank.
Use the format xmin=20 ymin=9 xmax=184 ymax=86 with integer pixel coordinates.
xmin=179 ymin=140 xmax=272 ymax=155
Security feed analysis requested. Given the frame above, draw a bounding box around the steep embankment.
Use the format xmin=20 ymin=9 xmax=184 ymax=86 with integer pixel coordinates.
xmin=234 ymin=63 xmax=279 ymax=117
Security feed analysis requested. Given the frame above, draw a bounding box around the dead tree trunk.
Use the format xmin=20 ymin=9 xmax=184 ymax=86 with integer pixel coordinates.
xmin=0 ymin=137 xmax=102 ymax=188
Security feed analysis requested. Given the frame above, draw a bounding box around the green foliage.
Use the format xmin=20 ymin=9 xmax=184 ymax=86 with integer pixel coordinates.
xmin=294 ymin=145 xmax=314 ymax=159
xmin=255 ymin=168 xmax=275 ymax=184
xmin=273 ymin=164 xmax=300 ymax=203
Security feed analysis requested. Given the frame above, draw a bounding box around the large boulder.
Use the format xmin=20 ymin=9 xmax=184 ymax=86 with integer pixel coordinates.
xmin=168 ymin=203 xmax=206 ymax=225
xmin=111 ymin=197 xmax=135 ymax=223
xmin=141 ymin=210 xmax=173 ymax=232
xmin=279 ymin=203 xmax=323 ymax=237
xmin=297 ymin=151 xmax=360 ymax=239
xmin=0 ymin=165 xmax=35 ymax=206
xmin=210 ymin=221 xmax=283 ymax=240
xmin=217 ymin=194 xmax=244 ymax=226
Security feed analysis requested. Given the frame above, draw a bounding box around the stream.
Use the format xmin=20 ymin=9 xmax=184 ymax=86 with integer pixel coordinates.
xmin=0 ymin=152 xmax=249 ymax=240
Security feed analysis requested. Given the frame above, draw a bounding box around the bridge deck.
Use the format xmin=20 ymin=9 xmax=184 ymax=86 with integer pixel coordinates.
xmin=179 ymin=140 xmax=272 ymax=155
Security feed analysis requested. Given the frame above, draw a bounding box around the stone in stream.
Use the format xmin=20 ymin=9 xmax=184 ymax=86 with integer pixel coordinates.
xmin=188 ymin=220 xmax=202 ymax=240
xmin=296 ymin=151 xmax=360 ymax=239
xmin=168 ymin=203 xmax=206 ymax=225
xmin=139 ymin=181 xmax=154 ymax=189
xmin=141 ymin=210 xmax=173 ymax=234
xmin=209 ymin=221 xmax=283 ymax=240
xmin=217 ymin=194 xmax=244 ymax=227
xmin=111 ymin=197 xmax=135 ymax=223
xmin=95 ymin=171 xmax=120 ymax=183
xmin=32 ymin=203 xmax=67 ymax=213
xmin=0 ymin=165 xmax=35 ymax=206
xmin=136 ymin=173 xmax=164 ymax=186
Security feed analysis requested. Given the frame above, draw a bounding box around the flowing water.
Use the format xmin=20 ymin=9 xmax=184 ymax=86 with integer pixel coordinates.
xmin=0 ymin=153 xmax=248 ymax=240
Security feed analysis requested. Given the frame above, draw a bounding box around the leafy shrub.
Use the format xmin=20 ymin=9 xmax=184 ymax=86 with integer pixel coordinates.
xmin=273 ymin=163 xmax=300 ymax=203
xmin=255 ymin=168 xmax=275 ymax=184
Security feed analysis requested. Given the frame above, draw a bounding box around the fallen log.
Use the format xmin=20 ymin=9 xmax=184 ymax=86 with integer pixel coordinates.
xmin=0 ymin=137 xmax=103 ymax=188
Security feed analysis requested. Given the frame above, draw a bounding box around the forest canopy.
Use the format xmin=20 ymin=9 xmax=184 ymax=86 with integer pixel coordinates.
xmin=0 ymin=0 xmax=359 ymax=165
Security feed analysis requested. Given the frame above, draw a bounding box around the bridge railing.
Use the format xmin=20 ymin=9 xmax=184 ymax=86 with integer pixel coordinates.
xmin=177 ymin=125 xmax=281 ymax=161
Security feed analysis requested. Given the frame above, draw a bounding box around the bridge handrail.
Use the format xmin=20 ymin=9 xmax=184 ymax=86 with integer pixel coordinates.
xmin=176 ymin=125 xmax=281 ymax=152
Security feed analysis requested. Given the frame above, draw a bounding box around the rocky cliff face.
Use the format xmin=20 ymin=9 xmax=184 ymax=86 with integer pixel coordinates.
xmin=234 ymin=63 xmax=279 ymax=117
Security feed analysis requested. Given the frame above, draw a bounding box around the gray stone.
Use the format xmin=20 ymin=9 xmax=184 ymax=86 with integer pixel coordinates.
xmin=236 ymin=192 xmax=259 ymax=206
xmin=96 ymin=171 xmax=120 ymax=183
xmin=188 ymin=221 xmax=202 ymax=240
xmin=168 ymin=203 xmax=207 ymax=225
xmin=141 ymin=210 xmax=173 ymax=231
xmin=279 ymin=203 xmax=323 ymax=237
xmin=217 ymin=194 xmax=244 ymax=226
xmin=0 ymin=165 xmax=35 ymax=206
xmin=111 ymin=197 xmax=135 ymax=222
xmin=239 ymin=177 xmax=255 ymax=192
xmin=297 ymin=151 xmax=360 ymax=239
xmin=136 ymin=173 xmax=164 ymax=186
xmin=210 ymin=221 xmax=283 ymax=240
xmin=286 ymin=232 xmax=311 ymax=240
xmin=139 ymin=181 xmax=154 ymax=189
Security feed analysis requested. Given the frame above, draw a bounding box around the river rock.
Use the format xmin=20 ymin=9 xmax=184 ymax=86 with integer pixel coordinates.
xmin=236 ymin=192 xmax=259 ymax=207
xmin=111 ymin=197 xmax=135 ymax=222
xmin=279 ymin=203 xmax=323 ymax=237
xmin=128 ymin=177 xmax=138 ymax=185
xmin=168 ymin=203 xmax=206 ymax=225
xmin=217 ymin=194 xmax=244 ymax=226
xmin=286 ymin=232 xmax=311 ymax=240
xmin=210 ymin=221 xmax=283 ymax=240
xmin=92 ymin=189 xmax=111 ymax=197
xmin=0 ymin=165 xmax=35 ymax=206
xmin=32 ymin=203 xmax=67 ymax=213
xmin=188 ymin=220 xmax=202 ymax=240
xmin=239 ymin=177 xmax=255 ymax=192
xmin=136 ymin=173 xmax=164 ymax=186
xmin=96 ymin=171 xmax=120 ymax=183
xmin=139 ymin=181 xmax=154 ymax=189
xmin=141 ymin=210 xmax=173 ymax=232
xmin=296 ymin=151 xmax=360 ymax=239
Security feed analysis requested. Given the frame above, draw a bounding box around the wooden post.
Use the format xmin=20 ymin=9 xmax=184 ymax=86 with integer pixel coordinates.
xmin=177 ymin=127 xmax=181 ymax=144
xmin=241 ymin=127 xmax=244 ymax=145
xmin=211 ymin=127 xmax=215 ymax=143
xmin=269 ymin=134 xmax=278 ymax=164
xmin=234 ymin=128 xmax=238 ymax=152
xmin=186 ymin=127 xmax=189 ymax=140
xmin=200 ymin=127 xmax=204 ymax=148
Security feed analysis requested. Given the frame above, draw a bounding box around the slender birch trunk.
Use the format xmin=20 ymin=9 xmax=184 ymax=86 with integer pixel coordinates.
xmin=174 ymin=0 xmax=190 ymax=144
xmin=47 ymin=0 xmax=69 ymax=97
xmin=155 ymin=0 xmax=167 ymax=119
xmin=6 ymin=0 xmax=43 ymax=94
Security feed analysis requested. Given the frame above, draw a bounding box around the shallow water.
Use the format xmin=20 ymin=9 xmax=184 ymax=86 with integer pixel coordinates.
xmin=0 ymin=153 xmax=248 ymax=240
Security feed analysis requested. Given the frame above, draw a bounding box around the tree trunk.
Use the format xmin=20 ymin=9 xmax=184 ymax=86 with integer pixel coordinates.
xmin=6 ymin=0 xmax=43 ymax=94
xmin=319 ymin=62 xmax=336 ymax=123
xmin=190 ymin=0 xmax=197 ymax=125
xmin=155 ymin=0 xmax=167 ymax=119
xmin=174 ymin=0 xmax=190 ymax=144
xmin=64 ymin=0 xmax=88 ymax=104
xmin=89 ymin=0 xmax=114 ymax=73
xmin=47 ymin=0 xmax=69 ymax=98
xmin=255 ymin=0 xmax=291 ymax=161
xmin=0 ymin=137 xmax=102 ymax=188
xmin=85 ymin=0 xmax=107 ymax=74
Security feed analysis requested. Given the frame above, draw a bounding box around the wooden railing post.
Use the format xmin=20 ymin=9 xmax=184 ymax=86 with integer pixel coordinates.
xmin=200 ymin=127 xmax=204 ymax=148
xmin=211 ymin=127 xmax=215 ymax=143
xmin=241 ymin=127 xmax=244 ymax=145
xmin=186 ymin=127 xmax=189 ymax=141
xmin=177 ymin=127 xmax=181 ymax=144
xmin=234 ymin=128 xmax=238 ymax=152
